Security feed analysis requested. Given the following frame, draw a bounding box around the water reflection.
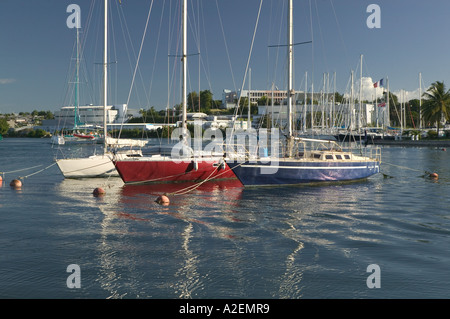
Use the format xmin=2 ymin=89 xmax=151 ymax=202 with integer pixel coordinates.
xmin=262 ymin=182 xmax=386 ymax=297
xmin=57 ymin=177 xmax=249 ymax=298
xmin=120 ymin=180 xmax=244 ymax=237
xmin=173 ymin=223 xmax=201 ymax=298
xmin=119 ymin=179 xmax=245 ymax=298
xmin=56 ymin=177 xmax=144 ymax=298
xmin=4 ymin=139 xmax=450 ymax=298
xmin=54 ymin=174 xmax=388 ymax=298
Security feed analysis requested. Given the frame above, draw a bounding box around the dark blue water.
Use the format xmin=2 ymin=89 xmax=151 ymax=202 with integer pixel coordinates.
xmin=1 ymin=138 xmax=450 ymax=299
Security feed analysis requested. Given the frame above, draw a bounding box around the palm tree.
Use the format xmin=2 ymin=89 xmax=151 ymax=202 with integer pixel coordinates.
xmin=422 ymin=81 xmax=450 ymax=137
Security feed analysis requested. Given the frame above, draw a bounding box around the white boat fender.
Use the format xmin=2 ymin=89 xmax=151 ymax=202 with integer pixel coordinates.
xmin=193 ymin=159 xmax=199 ymax=171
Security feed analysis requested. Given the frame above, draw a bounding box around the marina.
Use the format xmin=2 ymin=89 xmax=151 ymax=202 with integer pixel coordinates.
xmin=2 ymin=0 xmax=450 ymax=305
xmin=1 ymin=138 xmax=450 ymax=299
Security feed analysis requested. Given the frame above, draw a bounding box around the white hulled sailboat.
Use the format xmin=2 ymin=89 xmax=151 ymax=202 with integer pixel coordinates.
xmin=56 ymin=0 xmax=145 ymax=178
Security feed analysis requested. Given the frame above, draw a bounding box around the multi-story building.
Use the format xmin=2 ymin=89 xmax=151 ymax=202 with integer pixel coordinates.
xmin=53 ymin=104 xmax=128 ymax=128
xmin=222 ymin=89 xmax=297 ymax=109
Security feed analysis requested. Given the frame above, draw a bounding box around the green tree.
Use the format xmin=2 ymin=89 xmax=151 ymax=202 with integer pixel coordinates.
xmin=239 ymin=97 xmax=249 ymax=108
xmin=213 ymin=100 xmax=223 ymax=109
xmin=385 ymin=92 xmax=400 ymax=127
xmin=407 ymin=99 xmax=420 ymax=128
xmin=187 ymin=91 xmax=199 ymax=112
xmin=199 ymin=90 xmax=213 ymax=112
xmin=129 ymin=106 xmax=166 ymax=123
xmin=422 ymin=81 xmax=450 ymax=137
xmin=39 ymin=111 xmax=54 ymax=119
xmin=0 ymin=118 xmax=9 ymax=135
xmin=187 ymin=90 xmax=214 ymax=113
xmin=257 ymin=95 xmax=269 ymax=106
xmin=334 ymin=92 xmax=344 ymax=103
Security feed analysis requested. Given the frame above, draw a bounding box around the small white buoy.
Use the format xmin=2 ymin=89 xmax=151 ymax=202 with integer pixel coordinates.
xmin=155 ymin=195 xmax=170 ymax=206
xmin=93 ymin=187 xmax=106 ymax=197
xmin=10 ymin=179 xmax=22 ymax=188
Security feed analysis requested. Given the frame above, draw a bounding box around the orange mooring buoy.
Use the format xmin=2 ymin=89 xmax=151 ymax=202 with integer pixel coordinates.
xmin=155 ymin=195 xmax=170 ymax=206
xmin=10 ymin=179 xmax=22 ymax=188
xmin=429 ymin=172 xmax=439 ymax=179
xmin=93 ymin=187 xmax=106 ymax=197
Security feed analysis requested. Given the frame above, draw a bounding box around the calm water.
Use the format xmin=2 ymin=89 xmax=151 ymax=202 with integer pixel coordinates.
xmin=1 ymin=138 xmax=450 ymax=299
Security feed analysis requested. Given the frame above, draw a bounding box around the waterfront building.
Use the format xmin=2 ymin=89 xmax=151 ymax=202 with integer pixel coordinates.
xmin=53 ymin=104 xmax=130 ymax=127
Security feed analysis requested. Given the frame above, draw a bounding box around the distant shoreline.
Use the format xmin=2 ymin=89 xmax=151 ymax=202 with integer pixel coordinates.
xmin=369 ymin=139 xmax=450 ymax=148
xmin=2 ymin=135 xmax=450 ymax=148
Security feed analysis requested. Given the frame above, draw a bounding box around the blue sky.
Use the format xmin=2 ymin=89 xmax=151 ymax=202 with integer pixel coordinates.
xmin=1 ymin=0 xmax=450 ymax=113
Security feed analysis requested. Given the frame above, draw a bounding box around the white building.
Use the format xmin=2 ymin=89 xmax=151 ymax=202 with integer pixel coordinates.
xmin=221 ymin=89 xmax=238 ymax=109
xmin=53 ymin=104 xmax=129 ymax=127
xmin=222 ymin=89 xmax=301 ymax=109
xmin=108 ymin=123 xmax=176 ymax=132
xmin=239 ymin=89 xmax=292 ymax=106
xmin=176 ymin=112 xmax=249 ymax=131
xmin=38 ymin=104 xmax=143 ymax=132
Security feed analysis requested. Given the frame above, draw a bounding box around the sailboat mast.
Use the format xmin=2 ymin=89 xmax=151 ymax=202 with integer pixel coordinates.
xmin=103 ymin=0 xmax=108 ymax=153
xmin=271 ymin=82 xmax=274 ymax=128
xmin=75 ymin=27 xmax=80 ymax=129
xmin=419 ymin=72 xmax=422 ymax=129
xmin=304 ymin=71 xmax=307 ymax=132
xmin=182 ymin=0 xmax=188 ymax=132
xmin=386 ymin=76 xmax=390 ymax=128
xmin=248 ymin=68 xmax=251 ymax=129
xmin=287 ymin=0 xmax=294 ymax=139
xmin=333 ymin=71 xmax=336 ymax=129
xmin=359 ymin=54 xmax=363 ymax=130
xmin=350 ymin=70 xmax=354 ymax=130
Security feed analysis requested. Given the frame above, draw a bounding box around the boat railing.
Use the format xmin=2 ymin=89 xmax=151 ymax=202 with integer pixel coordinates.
xmin=351 ymin=145 xmax=382 ymax=162
xmin=223 ymin=142 xmax=255 ymax=161
xmin=372 ymin=146 xmax=382 ymax=162
xmin=224 ymin=140 xmax=283 ymax=161
xmin=223 ymin=137 xmax=382 ymax=164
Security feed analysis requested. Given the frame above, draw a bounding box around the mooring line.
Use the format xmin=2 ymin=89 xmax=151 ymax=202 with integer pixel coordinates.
xmin=166 ymin=161 xmax=245 ymax=196
xmin=382 ymin=161 xmax=424 ymax=172
xmin=19 ymin=163 xmax=58 ymax=180
xmin=1 ymin=164 xmax=43 ymax=176
xmin=382 ymin=161 xmax=438 ymax=179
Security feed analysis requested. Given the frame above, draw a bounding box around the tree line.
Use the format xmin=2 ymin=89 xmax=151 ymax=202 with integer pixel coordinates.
xmin=2 ymin=82 xmax=450 ymax=138
xmin=119 ymin=83 xmax=450 ymax=138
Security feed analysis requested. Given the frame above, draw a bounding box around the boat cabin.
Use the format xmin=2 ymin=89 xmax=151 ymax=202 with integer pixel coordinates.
xmin=297 ymin=150 xmax=353 ymax=161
